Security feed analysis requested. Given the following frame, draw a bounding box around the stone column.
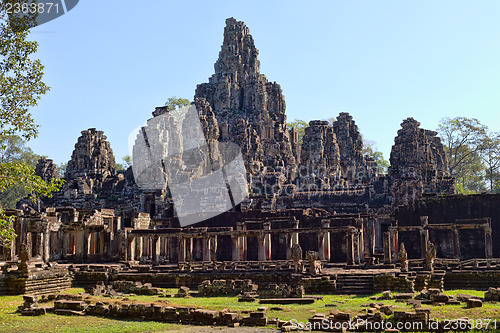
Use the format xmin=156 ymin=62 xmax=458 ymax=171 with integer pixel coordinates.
xmin=286 ymin=234 xmax=292 ymax=260
xmin=389 ymin=228 xmax=397 ymax=264
xmin=367 ymin=217 xmax=376 ymax=257
xmin=358 ymin=221 xmax=365 ymax=263
xmin=346 ymin=231 xmax=355 ymax=265
xmin=186 ymin=238 xmax=193 ymax=262
xmin=99 ymin=232 xmax=106 ymax=257
xmin=257 ymin=234 xmax=265 ymax=261
xmin=236 ymin=222 xmax=246 ymax=261
xmin=59 ymin=229 xmax=66 ymax=259
xmin=203 ymin=236 xmax=211 ymax=261
xmin=85 ymin=230 xmax=91 ymax=261
xmin=383 ymin=231 xmax=392 ymax=264
xmin=160 ymin=236 xmax=166 ymax=261
xmin=318 ymin=220 xmax=331 ymax=261
xmin=353 ymin=232 xmax=360 ymax=264
xmin=136 ymin=236 xmax=143 ymax=262
xmin=231 ymin=234 xmax=240 ymax=261
xmin=128 ymin=235 xmax=136 ymax=262
xmin=485 ymin=226 xmax=493 ymax=259
xmin=263 ymin=222 xmax=271 ymax=260
xmin=209 ymin=236 xmax=218 ymax=261
xmin=152 ymin=236 xmax=160 ymax=265
xmin=77 ymin=230 xmax=85 ymax=262
xmin=286 ymin=220 xmax=300 ymax=260
xmin=452 ymin=227 xmax=460 ymax=259
xmin=420 ymin=216 xmax=429 ymax=259
xmin=42 ymin=229 xmax=50 ymax=263
xmin=177 ymin=237 xmax=186 ymax=262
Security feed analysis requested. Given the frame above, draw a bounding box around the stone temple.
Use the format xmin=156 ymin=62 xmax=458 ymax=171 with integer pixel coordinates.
xmin=1 ymin=18 xmax=499 ymax=299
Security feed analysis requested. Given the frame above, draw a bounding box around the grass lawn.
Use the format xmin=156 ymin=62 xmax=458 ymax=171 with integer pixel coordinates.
xmin=1 ymin=288 xmax=499 ymax=332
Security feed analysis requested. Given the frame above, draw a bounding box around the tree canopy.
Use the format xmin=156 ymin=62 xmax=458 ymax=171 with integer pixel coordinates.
xmin=287 ymin=119 xmax=307 ymax=145
xmin=437 ymin=117 xmax=499 ymax=194
xmin=0 ymin=1 xmax=63 ymax=247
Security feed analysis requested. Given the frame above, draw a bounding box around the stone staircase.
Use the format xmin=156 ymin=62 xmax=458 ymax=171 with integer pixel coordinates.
xmin=335 ymin=274 xmax=374 ymax=295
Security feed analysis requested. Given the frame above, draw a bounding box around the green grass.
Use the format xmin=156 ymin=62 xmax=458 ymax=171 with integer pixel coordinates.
xmin=1 ymin=288 xmax=500 ymax=332
xmin=0 ymin=293 xmax=186 ymax=333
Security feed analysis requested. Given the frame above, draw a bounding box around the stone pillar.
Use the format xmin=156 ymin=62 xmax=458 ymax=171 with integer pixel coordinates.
xmin=42 ymin=229 xmax=50 ymax=263
xmin=367 ymin=217 xmax=376 ymax=257
xmin=78 ymin=230 xmax=85 ymax=262
xmin=35 ymin=231 xmax=43 ymax=258
xmin=152 ymin=236 xmax=160 ymax=265
xmin=236 ymin=222 xmax=246 ymax=261
xmin=383 ymin=231 xmax=392 ymax=264
xmin=389 ymin=228 xmax=397 ymax=264
xmin=231 ymin=234 xmax=240 ymax=261
xmin=59 ymin=229 xmax=66 ymax=259
xmin=353 ymin=232 xmax=360 ymax=265
xmin=452 ymin=227 xmax=460 ymax=259
xmin=318 ymin=220 xmax=331 ymax=261
xmin=346 ymin=231 xmax=355 ymax=265
xmin=257 ymin=234 xmax=265 ymax=261
xmin=286 ymin=234 xmax=293 ymax=260
xmin=186 ymin=238 xmax=193 ymax=262
xmin=136 ymin=236 xmax=143 ymax=262
xmin=99 ymin=232 xmax=106 ymax=257
xmin=209 ymin=236 xmax=218 ymax=261
xmin=177 ymin=237 xmax=186 ymax=262
xmin=420 ymin=216 xmax=429 ymax=259
xmin=203 ymin=236 xmax=211 ymax=261
xmin=286 ymin=220 xmax=300 ymax=260
xmin=485 ymin=226 xmax=493 ymax=259
xmin=128 ymin=235 xmax=136 ymax=262
xmin=358 ymin=221 xmax=365 ymax=263
xmin=263 ymin=222 xmax=271 ymax=260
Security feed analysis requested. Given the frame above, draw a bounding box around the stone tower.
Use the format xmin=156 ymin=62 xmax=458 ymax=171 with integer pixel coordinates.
xmin=66 ymin=128 xmax=116 ymax=182
xmin=389 ymin=118 xmax=456 ymax=207
xmin=194 ymin=18 xmax=297 ymax=177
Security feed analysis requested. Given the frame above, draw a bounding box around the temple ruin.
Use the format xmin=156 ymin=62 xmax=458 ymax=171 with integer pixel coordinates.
xmin=1 ymin=17 xmax=500 ymax=299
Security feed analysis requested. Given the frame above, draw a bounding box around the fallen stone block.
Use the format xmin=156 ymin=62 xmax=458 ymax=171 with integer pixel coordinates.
xmin=467 ymin=298 xmax=482 ymax=308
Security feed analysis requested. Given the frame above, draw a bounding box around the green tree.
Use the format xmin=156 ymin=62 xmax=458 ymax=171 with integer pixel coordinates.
xmin=122 ymin=155 xmax=132 ymax=167
xmin=0 ymin=1 xmax=63 ymax=247
xmin=0 ymin=135 xmax=40 ymax=209
xmin=165 ymin=96 xmax=190 ymax=121
xmin=479 ymin=132 xmax=500 ymax=192
xmin=452 ymin=149 xmax=486 ymax=194
xmin=57 ymin=162 xmax=66 ymax=177
xmin=287 ymin=119 xmax=308 ymax=144
xmin=437 ymin=117 xmax=489 ymax=176
xmin=437 ymin=117 xmax=491 ymax=193
xmin=165 ymin=96 xmax=190 ymax=110
xmin=115 ymin=155 xmax=132 ymax=171
xmin=362 ymin=137 xmax=389 ymax=174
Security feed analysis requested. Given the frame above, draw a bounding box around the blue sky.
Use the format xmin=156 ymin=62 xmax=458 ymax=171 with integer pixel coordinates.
xmin=27 ymin=0 xmax=500 ymax=166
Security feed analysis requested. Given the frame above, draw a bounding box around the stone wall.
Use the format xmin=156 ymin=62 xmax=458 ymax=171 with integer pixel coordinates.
xmin=395 ymin=194 xmax=500 ymax=257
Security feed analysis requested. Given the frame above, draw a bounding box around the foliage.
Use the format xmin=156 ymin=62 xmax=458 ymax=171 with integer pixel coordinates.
xmin=438 ymin=117 xmax=499 ymax=193
xmin=116 ymin=155 xmax=132 ymax=171
xmin=57 ymin=162 xmax=66 ymax=177
xmin=122 ymin=154 xmax=132 ymax=167
xmin=0 ymin=1 xmax=62 ymax=247
xmin=0 ymin=0 xmax=49 ymax=141
xmin=479 ymin=132 xmax=500 ymax=192
xmin=165 ymin=96 xmax=190 ymax=121
xmin=437 ymin=117 xmax=489 ymax=176
xmin=0 ymin=134 xmax=40 ymax=208
xmin=362 ymin=136 xmax=389 ymax=174
xmin=0 ymin=161 xmax=63 ymax=247
xmin=287 ymin=119 xmax=308 ymax=144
